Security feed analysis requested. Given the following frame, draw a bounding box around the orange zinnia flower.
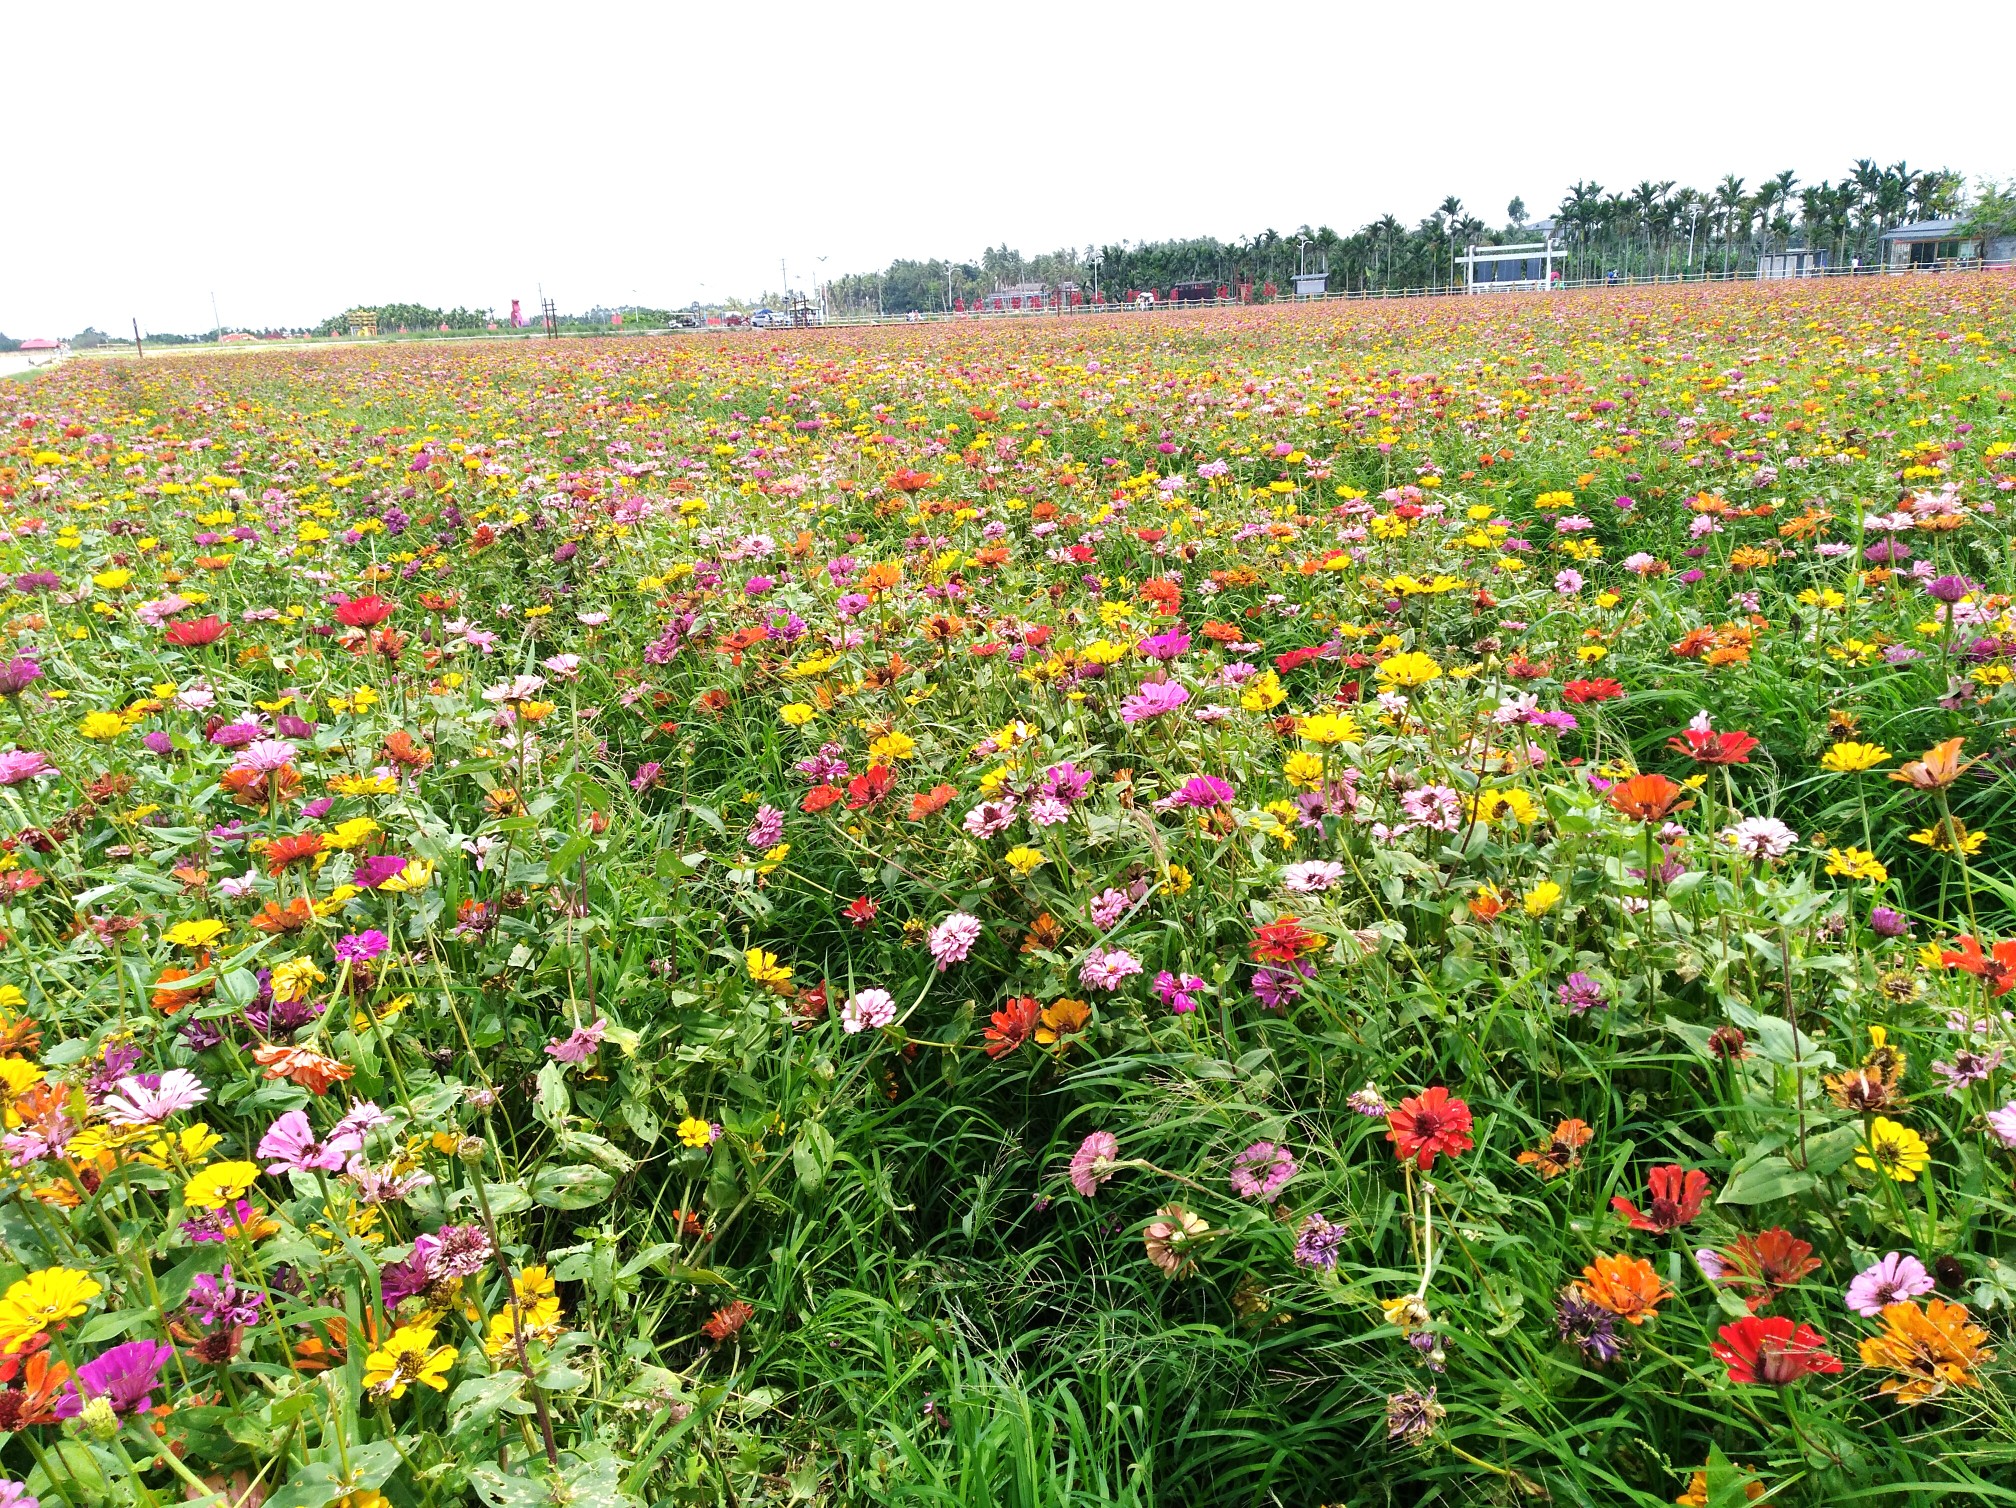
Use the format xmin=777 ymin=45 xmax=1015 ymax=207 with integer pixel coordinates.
xmin=1857 ymin=1298 xmax=1995 ymax=1405
xmin=248 ymin=898 xmax=314 ymax=935
xmin=381 ymin=730 xmax=433 ymax=769
xmin=1516 ymin=1118 xmax=1593 ymax=1179
xmin=1579 ymin=1253 xmax=1669 ymax=1324
xmin=250 ymin=1045 xmax=355 ymax=1095
xmin=263 ymin=832 xmax=325 ymax=874
xmin=1890 ymin=737 xmax=1973 ymax=791
xmin=152 ymin=966 xmax=213 ymax=1015
xmin=1605 ymin=773 xmax=1695 ymax=824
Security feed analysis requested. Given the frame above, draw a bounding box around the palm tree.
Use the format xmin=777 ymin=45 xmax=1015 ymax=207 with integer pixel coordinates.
xmin=1715 ymin=176 xmax=1747 ymax=275
xmin=1767 ymin=171 xmax=1799 ymax=251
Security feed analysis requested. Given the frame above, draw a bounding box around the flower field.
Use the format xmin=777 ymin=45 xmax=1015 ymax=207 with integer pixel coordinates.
xmin=4 ymin=278 xmax=2016 ymax=1506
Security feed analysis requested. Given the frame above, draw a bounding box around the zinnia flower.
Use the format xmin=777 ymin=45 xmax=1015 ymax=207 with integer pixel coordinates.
xmin=1710 ymin=1316 xmax=1841 ymax=1385
xmin=1385 ymin=1087 xmax=1474 ymax=1170
xmin=1143 ymin=1205 xmax=1211 ymax=1278
xmin=1068 ymin=1131 xmax=1119 ymax=1197
xmin=1845 ymin=1253 xmax=1936 ymax=1317
xmin=1857 ymin=1298 xmax=1995 ymax=1405
xmin=927 ymin=912 xmax=983 ymax=970
xmin=1610 ymin=1165 xmax=1710 ymax=1232
xmin=1227 ymin=1140 xmax=1296 ymax=1202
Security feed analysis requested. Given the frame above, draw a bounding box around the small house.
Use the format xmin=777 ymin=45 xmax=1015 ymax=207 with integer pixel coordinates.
xmin=1880 ymin=219 xmax=2016 ymax=270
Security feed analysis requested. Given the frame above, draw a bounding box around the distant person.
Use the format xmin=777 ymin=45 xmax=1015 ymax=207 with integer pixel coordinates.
xmin=1606 ymin=269 xmax=1618 ymax=287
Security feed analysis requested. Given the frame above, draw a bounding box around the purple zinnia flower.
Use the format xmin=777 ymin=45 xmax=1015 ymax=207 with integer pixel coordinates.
xmin=1845 ymin=1253 xmax=1935 ymax=1317
xmin=1556 ymin=972 xmax=1609 ymax=1015
xmin=1925 ymin=574 xmax=1975 ymax=605
xmin=186 ymin=1264 xmax=263 ymax=1329
xmin=1135 ymin=627 xmax=1191 ymax=662
xmin=57 ymin=1340 xmax=175 ymax=1418
xmin=1555 ymin=1290 xmax=1622 ymax=1363
xmin=1870 ymin=906 xmax=1911 ymax=939
xmin=1251 ymin=959 xmax=1314 ymax=1010
xmin=1293 ymin=1212 xmax=1347 ymax=1270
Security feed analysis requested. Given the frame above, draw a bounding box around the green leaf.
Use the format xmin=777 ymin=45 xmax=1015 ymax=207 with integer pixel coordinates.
xmin=793 ymin=1120 xmax=837 ymax=1193
xmin=532 ymin=1162 xmax=616 ymax=1209
xmin=448 ymin=1371 xmax=535 ymax=1437
xmin=1716 ymin=1154 xmax=1813 ymax=1206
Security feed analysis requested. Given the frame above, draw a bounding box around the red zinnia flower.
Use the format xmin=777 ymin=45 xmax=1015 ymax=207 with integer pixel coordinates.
xmin=801 ymin=784 xmax=844 ymax=814
xmin=163 ymin=615 xmax=226 ymax=647
xmin=1385 ymin=1087 xmax=1475 ymax=1171
xmin=843 ymin=895 xmax=879 ymax=929
xmin=333 ymin=594 xmax=395 ymax=628
xmin=983 ymin=996 xmax=1042 ymax=1059
xmin=1667 ymin=728 xmax=1759 ymax=765
xmin=845 ymin=765 xmax=895 ymax=811
xmin=1710 ymin=1315 xmax=1841 ymax=1386
xmin=1938 ymin=935 xmax=2016 ymax=996
xmin=1611 ymin=1164 xmax=1711 ymax=1232
xmin=1562 ymin=678 xmax=1623 ymax=704
xmin=1249 ymin=918 xmax=1321 ymax=964
xmin=1712 ymin=1227 xmax=1823 ymax=1311
xmin=701 ymin=1300 xmax=755 ymax=1344
xmin=887 ymin=468 xmax=936 ymax=494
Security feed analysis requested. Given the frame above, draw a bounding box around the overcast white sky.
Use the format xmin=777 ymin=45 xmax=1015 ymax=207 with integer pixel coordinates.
xmin=6 ymin=0 xmax=2010 ymax=337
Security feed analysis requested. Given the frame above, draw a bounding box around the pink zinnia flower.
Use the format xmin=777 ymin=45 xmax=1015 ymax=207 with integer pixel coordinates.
xmin=0 ymin=750 xmax=55 ymax=784
xmin=544 ymin=1019 xmax=607 ymax=1063
xmin=1069 ymin=1131 xmax=1120 ymax=1197
xmin=841 ymin=987 xmax=896 ymax=1034
xmin=1228 ymin=1140 xmax=1297 ymax=1202
xmin=1119 ymin=681 xmax=1190 ymax=725
xmin=1079 ymin=946 xmax=1143 ymax=991
xmin=928 ymin=912 xmax=982 ymax=970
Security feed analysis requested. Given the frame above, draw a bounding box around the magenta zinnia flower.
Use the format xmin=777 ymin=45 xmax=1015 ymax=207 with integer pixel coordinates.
xmin=334 ymin=930 xmax=389 ymax=964
xmin=57 ymin=1340 xmax=174 ymax=1418
xmin=1119 ymin=681 xmax=1190 ymax=725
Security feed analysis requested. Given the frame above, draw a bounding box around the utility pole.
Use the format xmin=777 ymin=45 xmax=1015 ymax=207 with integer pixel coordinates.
xmin=210 ymin=292 xmax=223 ymax=340
xmin=131 ymin=318 xmax=143 ymax=359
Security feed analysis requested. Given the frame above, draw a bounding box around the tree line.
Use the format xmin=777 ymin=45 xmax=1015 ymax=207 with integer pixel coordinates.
xmin=819 ymin=161 xmax=2008 ymax=312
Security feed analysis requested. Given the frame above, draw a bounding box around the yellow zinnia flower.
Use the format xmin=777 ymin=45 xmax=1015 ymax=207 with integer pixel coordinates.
xmin=1821 ymin=742 xmax=1890 ymax=773
xmin=1374 ymin=652 xmax=1442 ymax=690
xmin=1002 ymin=846 xmax=1046 ymax=877
xmin=164 ymin=918 xmax=227 ymax=949
xmin=183 ymin=1159 xmax=262 ymax=1211
xmin=1522 ymin=881 xmax=1563 ymax=917
xmin=0 ymin=1267 xmax=104 ymax=1354
xmin=1296 ymin=712 xmax=1359 ymax=746
xmin=363 ymin=1323 xmax=457 ymax=1399
xmin=1856 ymin=1118 xmax=1931 ymax=1182
xmin=77 ymin=711 xmax=127 ymax=741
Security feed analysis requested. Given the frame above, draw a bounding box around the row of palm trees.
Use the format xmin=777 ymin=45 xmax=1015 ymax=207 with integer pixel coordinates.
xmin=820 ymin=161 xmax=1978 ymax=311
xmin=1551 ymin=161 xmax=1963 ymax=281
